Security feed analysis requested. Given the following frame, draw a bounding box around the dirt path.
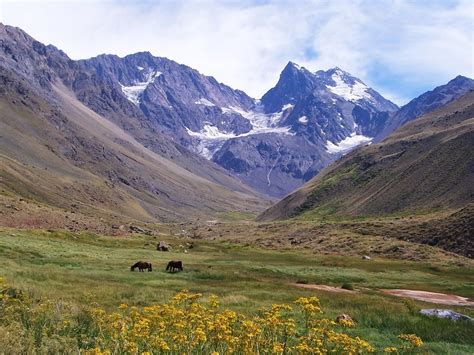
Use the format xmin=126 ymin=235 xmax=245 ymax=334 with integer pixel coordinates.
xmin=292 ymin=283 xmax=358 ymax=294
xmin=381 ymin=289 xmax=474 ymax=306
xmin=292 ymin=283 xmax=473 ymax=306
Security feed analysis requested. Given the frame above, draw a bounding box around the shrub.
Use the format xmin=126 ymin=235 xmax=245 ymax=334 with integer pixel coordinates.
xmin=341 ymin=282 xmax=354 ymax=290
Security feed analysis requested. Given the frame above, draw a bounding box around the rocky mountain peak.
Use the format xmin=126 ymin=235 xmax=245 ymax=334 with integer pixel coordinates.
xmin=261 ymin=62 xmax=319 ymax=113
xmin=376 ymin=75 xmax=474 ymax=141
xmin=212 ymin=62 xmax=401 ymax=196
xmin=447 ymin=75 xmax=474 ymax=88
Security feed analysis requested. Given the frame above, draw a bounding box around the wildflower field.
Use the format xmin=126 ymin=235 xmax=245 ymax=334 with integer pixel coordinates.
xmin=0 ymin=228 xmax=473 ymax=353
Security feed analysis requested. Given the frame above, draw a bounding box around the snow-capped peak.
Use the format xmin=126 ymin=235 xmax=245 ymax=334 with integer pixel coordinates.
xmin=326 ymin=70 xmax=372 ymax=103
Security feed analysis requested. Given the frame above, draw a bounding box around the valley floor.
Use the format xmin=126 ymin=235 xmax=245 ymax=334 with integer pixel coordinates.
xmin=0 ymin=228 xmax=473 ymax=353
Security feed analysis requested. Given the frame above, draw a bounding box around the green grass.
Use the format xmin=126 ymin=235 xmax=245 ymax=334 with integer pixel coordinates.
xmin=0 ymin=227 xmax=473 ymax=353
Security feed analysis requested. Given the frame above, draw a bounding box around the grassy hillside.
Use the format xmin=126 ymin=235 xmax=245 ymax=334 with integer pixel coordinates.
xmin=260 ymin=92 xmax=474 ymax=221
xmin=0 ymin=228 xmax=473 ymax=353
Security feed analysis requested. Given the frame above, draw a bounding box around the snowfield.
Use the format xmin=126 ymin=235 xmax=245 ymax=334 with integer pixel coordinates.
xmin=298 ymin=116 xmax=308 ymax=124
xmin=326 ymin=132 xmax=372 ymax=154
xmin=186 ymin=103 xmax=294 ymax=159
xmin=120 ymin=70 xmax=162 ymax=105
xmin=195 ymin=98 xmax=216 ymax=107
xmin=326 ymin=70 xmax=372 ymax=103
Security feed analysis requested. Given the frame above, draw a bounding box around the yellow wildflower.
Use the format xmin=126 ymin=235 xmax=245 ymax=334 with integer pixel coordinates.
xmin=399 ymin=333 xmax=423 ymax=347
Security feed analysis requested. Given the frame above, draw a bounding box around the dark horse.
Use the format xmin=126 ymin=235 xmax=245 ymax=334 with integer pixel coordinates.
xmin=131 ymin=261 xmax=152 ymax=272
xmin=166 ymin=260 xmax=183 ymax=273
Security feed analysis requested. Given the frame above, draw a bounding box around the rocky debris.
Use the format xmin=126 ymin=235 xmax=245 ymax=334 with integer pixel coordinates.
xmin=128 ymin=226 xmax=145 ymax=233
xmin=156 ymin=241 xmax=169 ymax=251
xmin=129 ymin=225 xmax=152 ymax=235
xmin=336 ymin=314 xmax=354 ymax=324
xmin=4 ymin=204 xmax=20 ymax=211
xmin=420 ymin=309 xmax=473 ymax=321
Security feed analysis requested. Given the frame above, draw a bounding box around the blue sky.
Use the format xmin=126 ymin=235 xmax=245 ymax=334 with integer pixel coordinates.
xmin=1 ymin=0 xmax=472 ymax=105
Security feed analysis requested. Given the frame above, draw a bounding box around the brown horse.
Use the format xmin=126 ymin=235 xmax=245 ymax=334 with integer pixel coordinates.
xmin=131 ymin=261 xmax=152 ymax=272
xmin=166 ymin=260 xmax=183 ymax=273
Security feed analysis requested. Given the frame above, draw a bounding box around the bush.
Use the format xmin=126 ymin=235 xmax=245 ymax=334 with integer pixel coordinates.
xmin=341 ymin=282 xmax=354 ymax=290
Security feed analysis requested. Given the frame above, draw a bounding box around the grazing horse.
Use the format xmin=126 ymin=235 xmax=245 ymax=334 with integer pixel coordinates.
xmin=166 ymin=260 xmax=183 ymax=273
xmin=131 ymin=261 xmax=152 ymax=272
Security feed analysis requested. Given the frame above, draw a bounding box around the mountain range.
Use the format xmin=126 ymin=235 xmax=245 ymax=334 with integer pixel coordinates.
xmin=260 ymin=91 xmax=474 ymax=221
xmin=0 ymin=23 xmax=473 ymax=222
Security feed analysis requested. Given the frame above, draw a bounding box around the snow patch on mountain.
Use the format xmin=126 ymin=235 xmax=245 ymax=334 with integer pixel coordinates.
xmin=187 ymin=124 xmax=236 ymax=140
xmin=120 ymin=70 xmax=162 ymax=105
xmin=187 ymin=104 xmax=294 ymax=159
xmin=326 ymin=132 xmax=371 ymax=154
xmin=221 ymin=103 xmax=290 ymax=133
xmin=327 ymin=71 xmax=372 ymax=102
xmin=195 ymin=98 xmax=216 ymax=107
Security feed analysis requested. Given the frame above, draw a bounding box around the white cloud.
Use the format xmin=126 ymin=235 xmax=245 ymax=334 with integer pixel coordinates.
xmin=0 ymin=0 xmax=472 ymax=104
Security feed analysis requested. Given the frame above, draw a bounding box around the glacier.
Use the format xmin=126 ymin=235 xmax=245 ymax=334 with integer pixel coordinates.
xmin=325 ymin=132 xmax=372 ymax=154
xmin=120 ymin=70 xmax=162 ymax=105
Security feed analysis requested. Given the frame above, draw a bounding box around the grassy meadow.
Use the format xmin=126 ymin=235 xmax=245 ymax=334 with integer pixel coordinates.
xmin=0 ymin=227 xmax=473 ymax=353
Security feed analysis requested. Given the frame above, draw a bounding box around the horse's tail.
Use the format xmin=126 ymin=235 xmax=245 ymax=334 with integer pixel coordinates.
xmin=166 ymin=262 xmax=170 ymax=271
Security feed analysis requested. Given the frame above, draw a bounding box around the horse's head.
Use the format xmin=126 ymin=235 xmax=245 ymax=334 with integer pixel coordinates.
xmin=130 ymin=266 xmax=135 ymax=271
xmin=148 ymin=264 xmax=152 ymax=272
